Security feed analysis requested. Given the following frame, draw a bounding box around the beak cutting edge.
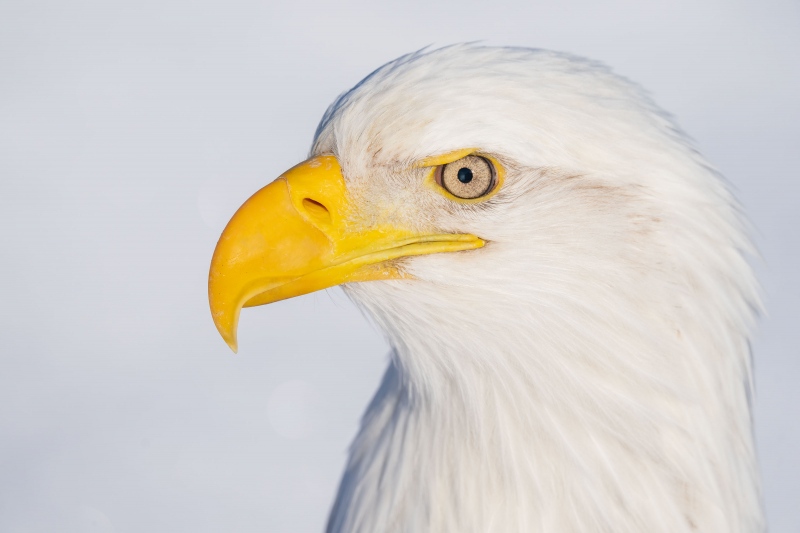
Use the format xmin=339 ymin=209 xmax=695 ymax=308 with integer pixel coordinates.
xmin=208 ymin=155 xmax=484 ymax=352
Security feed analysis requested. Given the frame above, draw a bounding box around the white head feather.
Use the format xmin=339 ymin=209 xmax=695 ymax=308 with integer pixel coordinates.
xmin=310 ymin=45 xmax=762 ymax=533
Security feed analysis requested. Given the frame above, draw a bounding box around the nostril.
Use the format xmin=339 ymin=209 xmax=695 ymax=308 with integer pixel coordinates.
xmin=301 ymin=198 xmax=332 ymax=225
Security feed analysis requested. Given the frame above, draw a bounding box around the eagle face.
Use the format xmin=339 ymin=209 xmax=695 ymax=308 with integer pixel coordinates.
xmin=208 ymin=45 xmax=763 ymax=532
xmin=302 ymin=46 xmax=752 ymax=380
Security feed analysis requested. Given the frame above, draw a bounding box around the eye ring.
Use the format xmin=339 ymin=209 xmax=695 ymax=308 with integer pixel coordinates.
xmin=435 ymin=155 xmax=497 ymax=200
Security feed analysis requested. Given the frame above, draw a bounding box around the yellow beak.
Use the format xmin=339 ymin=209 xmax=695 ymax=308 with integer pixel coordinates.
xmin=208 ymin=155 xmax=484 ymax=352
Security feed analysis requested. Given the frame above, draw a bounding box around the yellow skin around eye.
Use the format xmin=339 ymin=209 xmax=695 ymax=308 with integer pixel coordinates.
xmin=418 ymin=149 xmax=506 ymax=204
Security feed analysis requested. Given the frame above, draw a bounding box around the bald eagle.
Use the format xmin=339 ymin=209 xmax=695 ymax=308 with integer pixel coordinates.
xmin=208 ymin=45 xmax=763 ymax=533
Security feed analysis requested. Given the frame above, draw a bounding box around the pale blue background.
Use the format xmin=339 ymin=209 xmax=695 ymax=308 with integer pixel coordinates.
xmin=1 ymin=1 xmax=798 ymax=531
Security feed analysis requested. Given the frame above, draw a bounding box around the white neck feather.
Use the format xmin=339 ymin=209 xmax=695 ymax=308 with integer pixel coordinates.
xmin=327 ymin=241 xmax=762 ymax=532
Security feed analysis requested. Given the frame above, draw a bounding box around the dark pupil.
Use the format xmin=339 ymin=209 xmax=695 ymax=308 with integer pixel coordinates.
xmin=457 ymin=167 xmax=473 ymax=183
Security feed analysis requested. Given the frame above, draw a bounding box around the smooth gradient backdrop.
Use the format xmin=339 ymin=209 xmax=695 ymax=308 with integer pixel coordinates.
xmin=1 ymin=1 xmax=798 ymax=531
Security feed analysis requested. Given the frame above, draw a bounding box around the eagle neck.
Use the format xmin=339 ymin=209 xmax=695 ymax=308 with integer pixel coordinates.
xmin=329 ymin=281 xmax=763 ymax=533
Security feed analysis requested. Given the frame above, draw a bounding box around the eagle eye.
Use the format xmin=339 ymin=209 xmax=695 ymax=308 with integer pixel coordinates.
xmin=437 ymin=155 xmax=496 ymax=200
